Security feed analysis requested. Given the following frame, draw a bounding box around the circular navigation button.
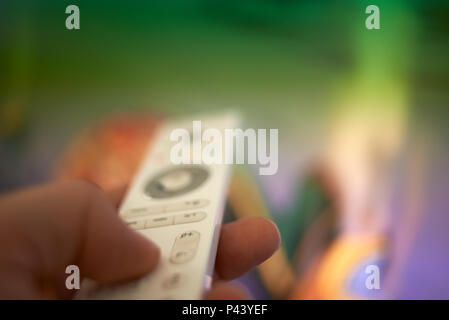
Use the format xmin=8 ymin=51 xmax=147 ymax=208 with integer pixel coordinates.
xmin=144 ymin=165 xmax=209 ymax=199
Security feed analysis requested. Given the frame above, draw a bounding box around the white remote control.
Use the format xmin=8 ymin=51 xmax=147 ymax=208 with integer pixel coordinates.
xmin=77 ymin=112 xmax=240 ymax=299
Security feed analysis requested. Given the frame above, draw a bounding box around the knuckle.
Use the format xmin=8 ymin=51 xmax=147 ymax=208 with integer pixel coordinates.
xmin=65 ymin=180 xmax=109 ymax=207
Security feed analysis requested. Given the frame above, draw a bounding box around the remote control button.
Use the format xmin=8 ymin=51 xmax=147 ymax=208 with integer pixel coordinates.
xmin=144 ymin=166 xmax=209 ymax=199
xmin=145 ymin=216 xmax=174 ymax=229
xmin=174 ymin=212 xmax=206 ymax=225
xmin=177 ymin=230 xmax=201 ymax=242
xmin=170 ymin=231 xmax=200 ymax=264
xmin=123 ymin=206 xmax=164 ymax=218
xmin=170 ymin=249 xmax=197 ymax=264
xmin=158 ymin=170 xmax=193 ymax=192
xmin=126 ymin=220 xmax=146 ymax=230
xmin=162 ymin=273 xmax=186 ymax=289
xmin=164 ymin=199 xmax=209 ymax=213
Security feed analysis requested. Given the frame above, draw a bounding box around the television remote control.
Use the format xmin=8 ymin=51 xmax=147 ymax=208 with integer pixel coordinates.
xmin=76 ymin=112 xmax=240 ymax=299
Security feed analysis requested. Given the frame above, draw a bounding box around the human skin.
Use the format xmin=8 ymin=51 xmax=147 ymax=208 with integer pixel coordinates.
xmin=0 ymin=180 xmax=281 ymax=299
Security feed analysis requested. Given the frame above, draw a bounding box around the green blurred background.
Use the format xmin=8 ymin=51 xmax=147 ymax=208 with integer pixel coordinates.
xmin=1 ymin=0 xmax=448 ymax=188
xmin=1 ymin=0 xmax=449 ymax=299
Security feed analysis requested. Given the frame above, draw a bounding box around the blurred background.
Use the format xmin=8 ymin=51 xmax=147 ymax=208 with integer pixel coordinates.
xmin=1 ymin=0 xmax=448 ymax=299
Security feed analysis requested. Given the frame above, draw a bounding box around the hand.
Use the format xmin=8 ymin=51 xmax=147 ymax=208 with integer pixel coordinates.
xmin=0 ymin=180 xmax=280 ymax=299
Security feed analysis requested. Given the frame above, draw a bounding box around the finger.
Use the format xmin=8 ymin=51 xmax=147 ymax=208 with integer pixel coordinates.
xmin=75 ymin=181 xmax=160 ymax=283
xmin=215 ymin=217 xmax=280 ymax=280
xmin=204 ymin=282 xmax=251 ymax=300
xmin=0 ymin=180 xmax=160 ymax=298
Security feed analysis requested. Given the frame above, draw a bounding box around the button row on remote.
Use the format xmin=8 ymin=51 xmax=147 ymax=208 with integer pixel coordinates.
xmin=123 ymin=199 xmax=209 ymax=218
xmin=126 ymin=212 xmax=206 ymax=230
